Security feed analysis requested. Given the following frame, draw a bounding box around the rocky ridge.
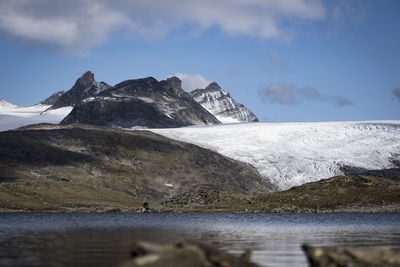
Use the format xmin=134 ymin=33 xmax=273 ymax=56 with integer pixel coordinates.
xmin=48 ymin=71 xmax=112 ymax=110
xmin=61 ymin=75 xmax=221 ymax=128
xmin=190 ymin=82 xmax=258 ymax=122
xmin=40 ymin=90 xmax=65 ymax=105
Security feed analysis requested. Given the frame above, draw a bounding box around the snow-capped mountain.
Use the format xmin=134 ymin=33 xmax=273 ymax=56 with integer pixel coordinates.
xmin=190 ymin=82 xmax=258 ymax=123
xmin=0 ymin=101 xmax=72 ymax=132
xmin=61 ymin=76 xmax=220 ymax=128
xmin=151 ymin=121 xmax=400 ymax=190
xmin=0 ymin=99 xmax=18 ymax=108
xmin=49 ymin=71 xmax=112 ymax=110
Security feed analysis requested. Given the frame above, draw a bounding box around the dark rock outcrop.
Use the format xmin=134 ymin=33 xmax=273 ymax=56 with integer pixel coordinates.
xmin=61 ymin=97 xmax=180 ymax=128
xmin=40 ymin=90 xmax=65 ymax=105
xmin=190 ymin=82 xmax=258 ymax=122
xmin=303 ymin=244 xmax=400 ymax=267
xmin=119 ymin=241 xmax=258 ymax=267
xmin=61 ymin=76 xmax=220 ymax=128
xmin=0 ymin=123 xmax=272 ymax=211
xmin=49 ymin=71 xmax=112 ymax=110
xmin=340 ymin=165 xmax=400 ymax=182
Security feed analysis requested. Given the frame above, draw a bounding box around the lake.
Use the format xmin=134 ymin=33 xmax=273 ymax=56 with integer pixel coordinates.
xmin=0 ymin=213 xmax=399 ymax=267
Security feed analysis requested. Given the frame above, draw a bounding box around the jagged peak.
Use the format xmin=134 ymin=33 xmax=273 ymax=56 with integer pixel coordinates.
xmin=204 ymin=82 xmax=230 ymax=96
xmin=165 ymin=76 xmax=181 ymax=85
xmin=161 ymin=76 xmax=182 ymax=91
xmin=81 ymin=70 xmax=95 ymax=79
xmin=75 ymin=71 xmax=95 ymax=87
xmin=205 ymin=82 xmax=222 ymax=91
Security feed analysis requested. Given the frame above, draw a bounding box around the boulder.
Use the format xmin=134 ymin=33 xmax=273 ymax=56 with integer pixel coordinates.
xmin=302 ymin=244 xmax=400 ymax=267
xmin=119 ymin=241 xmax=258 ymax=267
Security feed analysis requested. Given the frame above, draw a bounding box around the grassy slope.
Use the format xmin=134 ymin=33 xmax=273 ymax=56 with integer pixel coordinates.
xmin=0 ymin=123 xmax=272 ymax=212
xmin=161 ymin=175 xmax=400 ymax=212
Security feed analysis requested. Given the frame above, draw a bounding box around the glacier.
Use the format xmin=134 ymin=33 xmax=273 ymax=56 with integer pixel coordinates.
xmin=0 ymin=100 xmax=399 ymax=191
xmin=0 ymin=102 xmax=72 ymax=132
xmin=151 ymin=121 xmax=400 ymax=190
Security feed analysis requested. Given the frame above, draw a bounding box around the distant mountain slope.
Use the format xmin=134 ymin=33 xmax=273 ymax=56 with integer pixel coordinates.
xmin=0 ymin=123 xmax=273 ymax=211
xmin=0 ymin=99 xmax=18 ymax=108
xmin=40 ymin=90 xmax=65 ymax=105
xmin=190 ymin=82 xmax=258 ymax=123
xmin=49 ymin=71 xmax=112 ymax=110
xmin=0 ymin=100 xmax=72 ymax=132
xmin=151 ymin=121 xmax=400 ymax=190
xmin=61 ymin=76 xmax=220 ymax=128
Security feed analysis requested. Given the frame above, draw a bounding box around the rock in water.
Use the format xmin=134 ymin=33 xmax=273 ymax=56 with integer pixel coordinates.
xmin=190 ymin=82 xmax=258 ymax=123
xmin=119 ymin=241 xmax=259 ymax=267
xmin=302 ymin=244 xmax=400 ymax=267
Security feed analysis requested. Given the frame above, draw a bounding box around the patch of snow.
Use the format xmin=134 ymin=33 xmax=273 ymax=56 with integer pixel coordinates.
xmin=0 ymin=104 xmax=73 ymax=131
xmin=125 ymin=126 xmax=148 ymax=130
xmin=82 ymin=97 xmax=96 ymax=103
xmin=165 ymin=183 xmax=173 ymax=187
xmin=215 ymin=115 xmax=241 ymax=124
xmin=136 ymin=96 xmax=155 ymax=103
xmin=82 ymin=96 xmax=119 ymax=103
xmin=150 ymin=121 xmax=400 ymax=191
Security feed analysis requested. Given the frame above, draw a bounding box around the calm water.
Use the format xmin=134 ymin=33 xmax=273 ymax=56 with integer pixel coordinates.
xmin=0 ymin=213 xmax=400 ymax=267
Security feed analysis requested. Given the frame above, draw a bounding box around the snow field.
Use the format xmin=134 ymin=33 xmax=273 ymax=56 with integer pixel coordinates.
xmin=151 ymin=121 xmax=400 ymax=190
xmin=0 ymin=103 xmax=72 ymax=132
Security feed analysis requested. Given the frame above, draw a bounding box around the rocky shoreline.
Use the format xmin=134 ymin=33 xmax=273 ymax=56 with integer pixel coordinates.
xmin=113 ymin=241 xmax=400 ymax=267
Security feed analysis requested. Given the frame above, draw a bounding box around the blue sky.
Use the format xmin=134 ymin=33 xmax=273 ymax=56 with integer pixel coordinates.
xmin=0 ymin=0 xmax=399 ymax=122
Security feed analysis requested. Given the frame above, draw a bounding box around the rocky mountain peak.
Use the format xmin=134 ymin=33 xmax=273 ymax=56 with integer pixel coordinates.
xmin=161 ymin=76 xmax=182 ymax=90
xmin=63 ymin=75 xmax=220 ymax=128
xmin=203 ymin=82 xmax=230 ymax=97
xmin=189 ymin=83 xmax=258 ymax=123
xmin=75 ymin=71 xmax=95 ymax=87
xmin=205 ymin=82 xmax=222 ymax=91
xmin=47 ymin=71 xmax=112 ymax=110
xmin=160 ymin=76 xmax=185 ymax=96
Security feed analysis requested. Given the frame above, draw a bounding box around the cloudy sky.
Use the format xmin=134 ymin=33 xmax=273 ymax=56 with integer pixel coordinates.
xmin=0 ymin=0 xmax=399 ymax=121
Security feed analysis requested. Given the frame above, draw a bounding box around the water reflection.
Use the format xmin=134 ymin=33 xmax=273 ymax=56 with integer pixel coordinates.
xmin=0 ymin=213 xmax=399 ymax=267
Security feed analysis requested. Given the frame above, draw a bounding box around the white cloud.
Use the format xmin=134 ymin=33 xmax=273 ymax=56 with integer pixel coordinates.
xmin=0 ymin=0 xmax=325 ymax=54
xmin=0 ymin=1 xmax=129 ymax=55
xmin=259 ymin=82 xmax=353 ymax=107
xmin=173 ymin=73 xmax=212 ymax=92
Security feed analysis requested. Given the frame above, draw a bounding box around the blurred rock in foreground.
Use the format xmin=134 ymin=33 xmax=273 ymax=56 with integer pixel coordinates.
xmin=303 ymin=244 xmax=400 ymax=267
xmin=119 ymin=241 xmax=258 ymax=267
